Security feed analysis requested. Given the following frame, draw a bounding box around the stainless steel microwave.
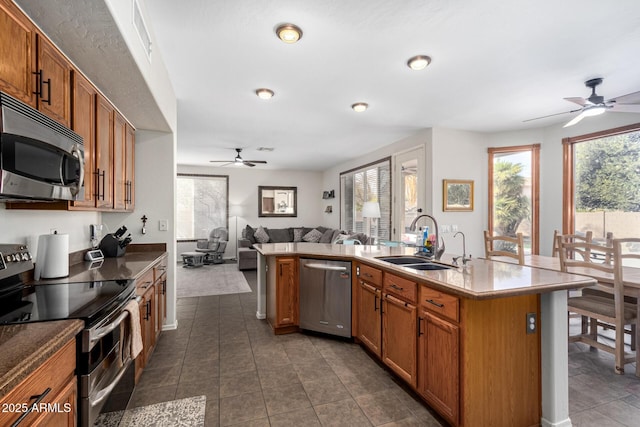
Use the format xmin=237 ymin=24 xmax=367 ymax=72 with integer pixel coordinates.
xmin=0 ymin=91 xmax=84 ymax=201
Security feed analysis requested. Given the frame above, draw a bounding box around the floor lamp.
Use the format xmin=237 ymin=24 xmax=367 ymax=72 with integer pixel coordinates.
xmin=229 ymin=204 xmax=243 ymax=261
xmin=362 ymin=201 xmax=381 ymax=244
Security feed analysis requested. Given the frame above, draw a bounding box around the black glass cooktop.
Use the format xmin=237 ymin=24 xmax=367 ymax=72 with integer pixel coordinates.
xmin=0 ymin=279 xmax=135 ymax=327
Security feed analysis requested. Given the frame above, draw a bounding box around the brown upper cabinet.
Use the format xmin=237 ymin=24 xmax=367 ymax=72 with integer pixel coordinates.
xmin=35 ymin=34 xmax=72 ymax=127
xmin=0 ymin=0 xmax=71 ymax=126
xmin=0 ymin=0 xmax=37 ymax=106
xmin=2 ymin=0 xmax=135 ymax=212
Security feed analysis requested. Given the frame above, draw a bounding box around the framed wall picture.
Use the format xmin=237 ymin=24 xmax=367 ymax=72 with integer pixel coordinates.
xmin=443 ymin=179 xmax=474 ymax=211
xmin=258 ymin=186 xmax=297 ymax=217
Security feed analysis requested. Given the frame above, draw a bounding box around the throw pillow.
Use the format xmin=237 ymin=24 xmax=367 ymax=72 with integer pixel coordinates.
xmin=293 ymin=228 xmax=305 ymax=242
xmin=333 ymin=233 xmax=350 ymax=244
xmin=302 ymin=228 xmax=323 ymax=243
xmin=268 ymin=228 xmax=291 ymax=243
xmin=244 ymin=225 xmax=256 ymax=245
xmin=319 ymin=228 xmax=336 ymax=243
xmin=254 ymin=226 xmax=270 ymax=243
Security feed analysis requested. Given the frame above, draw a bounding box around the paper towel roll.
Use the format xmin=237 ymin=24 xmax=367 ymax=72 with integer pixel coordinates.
xmin=34 ymin=233 xmax=69 ymax=280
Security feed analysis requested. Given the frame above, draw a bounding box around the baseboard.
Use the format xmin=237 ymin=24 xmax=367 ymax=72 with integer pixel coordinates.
xmin=541 ymin=416 xmax=572 ymax=427
xmin=162 ymin=320 xmax=178 ymax=331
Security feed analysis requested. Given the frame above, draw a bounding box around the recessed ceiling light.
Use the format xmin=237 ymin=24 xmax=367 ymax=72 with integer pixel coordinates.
xmin=407 ymin=55 xmax=431 ymax=70
xmin=276 ymin=24 xmax=303 ymax=43
xmin=351 ymin=103 xmax=368 ymax=112
xmin=255 ymin=88 xmax=274 ymax=99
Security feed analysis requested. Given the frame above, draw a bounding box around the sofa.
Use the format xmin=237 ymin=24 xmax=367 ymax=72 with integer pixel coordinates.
xmin=237 ymin=225 xmax=369 ymax=270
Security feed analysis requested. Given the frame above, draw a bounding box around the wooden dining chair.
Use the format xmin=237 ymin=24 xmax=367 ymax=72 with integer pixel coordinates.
xmin=552 ymin=230 xmax=593 ymax=260
xmin=559 ymin=235 xmax=639 ymax=376
xmin=484 ymin=231 xmax=525 ymax=265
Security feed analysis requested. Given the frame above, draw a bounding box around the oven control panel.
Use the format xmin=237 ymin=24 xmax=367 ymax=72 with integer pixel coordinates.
xmin=0 ymin=244 xmax=34 ymax=279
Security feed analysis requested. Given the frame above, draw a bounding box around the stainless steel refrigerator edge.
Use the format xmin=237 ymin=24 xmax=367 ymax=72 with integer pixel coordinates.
xmin=299 ymin=258 xmax=352 ymax=338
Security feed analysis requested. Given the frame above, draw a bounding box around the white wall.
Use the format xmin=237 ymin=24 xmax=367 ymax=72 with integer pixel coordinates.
xmin=103 ymin=130 xmax=177 ymax=329
xmin=486 ymin=113 xmax=640 ymax=255
xmin=431 ymin=128 xmax=489 ymax=257
xmin=0 ymin=207 xmax=101 ymax=255
xmin=177 ymin=165 xmax=324 ymax=258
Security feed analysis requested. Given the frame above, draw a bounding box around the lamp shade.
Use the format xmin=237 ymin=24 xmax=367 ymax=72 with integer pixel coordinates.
xmin=362 ymin=201 xmax=381 ymax=218
xmin=229 ymin=204 xmax=243 ymax=217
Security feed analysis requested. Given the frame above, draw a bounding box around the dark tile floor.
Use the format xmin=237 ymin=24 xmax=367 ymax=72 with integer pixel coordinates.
xmin=130 ymin=269 xmax=640 ymax=426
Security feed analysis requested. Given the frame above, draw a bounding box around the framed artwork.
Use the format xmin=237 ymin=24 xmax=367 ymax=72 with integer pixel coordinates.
xmin=443 ymin=179 xmax=474 ymax=211
xmin=258 ymin=186 xmax=297 ymax=217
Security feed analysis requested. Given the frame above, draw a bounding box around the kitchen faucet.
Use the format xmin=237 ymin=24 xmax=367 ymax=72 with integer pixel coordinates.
xmin=409 ymin=214 xmax=444 ymax=260
xmin=452 ymin=231 xmax=472 ymax=266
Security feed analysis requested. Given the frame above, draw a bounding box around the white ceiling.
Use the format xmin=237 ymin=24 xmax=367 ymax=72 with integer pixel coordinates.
xmin=16 ymin=0 xmax=640 ymax=171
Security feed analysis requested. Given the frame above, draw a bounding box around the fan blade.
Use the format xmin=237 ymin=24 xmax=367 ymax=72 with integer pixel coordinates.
xmin=523 ymin=108 xmax=581 ymax=122
xmin=243 ymin=160 xmax=267 ymax=164
xmin=610 ymin=103 xmax=640 ymax=113
xmin=564 ymin=97 xmax=590 ymax=106
xmin=242 ymin=161 xmax=256 ymax=167
xmin=209 ymin=160 xmax=232 ymax=163
xmin=563 ymin=111 xmax=587 ymax=128
xmin=608 ymin=90 xmax=640 ymax=105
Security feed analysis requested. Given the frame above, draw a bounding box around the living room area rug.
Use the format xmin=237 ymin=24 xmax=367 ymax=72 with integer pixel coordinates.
xmin=95 ymin=395 xmax=206 ymax=427
xmin=177 ymin=262 xmax=252 ymax=298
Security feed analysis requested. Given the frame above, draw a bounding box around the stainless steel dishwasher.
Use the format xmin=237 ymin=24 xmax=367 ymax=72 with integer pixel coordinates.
xmin=299 ymin=258 xmax=352 ymax=338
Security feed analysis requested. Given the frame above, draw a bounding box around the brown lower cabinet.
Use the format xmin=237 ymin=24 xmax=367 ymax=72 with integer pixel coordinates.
xmin=266 ymin=256 xmax=299 ymax=333
xmin=135 ymin=256 xmax=167 ymax=383
xmin=357 ymin=280 xmax=382 ymax=357
xmin=382 ymin=293 xmax=417 ymax=388
xmin=418 ymin=309 xmax=459 ymax=426
xmin=0 ymin=338 xmax=77 ymax=427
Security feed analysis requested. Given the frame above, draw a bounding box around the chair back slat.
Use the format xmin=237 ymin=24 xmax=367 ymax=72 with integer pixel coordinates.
xmin=484 ymin=230 xmax=525 ymax=265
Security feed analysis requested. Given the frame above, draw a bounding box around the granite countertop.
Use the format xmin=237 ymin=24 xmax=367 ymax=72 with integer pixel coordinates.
xmin=29 ymin=250 xmax=167 ymax=285
xmin=254 ymin=242 xmax=596 ymax=299
xmin=0 ymin=319 xmax=83 ymax=398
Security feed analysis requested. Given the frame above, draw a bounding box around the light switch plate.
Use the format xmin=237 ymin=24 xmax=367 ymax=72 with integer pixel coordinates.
xmin=159 ymin=220 xmax=168 ymax=231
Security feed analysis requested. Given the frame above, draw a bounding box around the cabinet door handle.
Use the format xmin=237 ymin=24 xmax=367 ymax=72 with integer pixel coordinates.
xmin=363 ymin=272 xmax=373 ymax=278
xmin=374 ymin=294 xmax=378 ymax=312
xmin=390 ymin=283 xmax=404 ymax=291
xmin=426 ymin=299 xmax=444 ymax=308
xmin=145 ymin=300 xmax=151 ymax=320
xmin=41 ymin=75 xmax=51 ymax=105
xmin=101 ymin=170 xmax=106 ymax=200
xmin=418 ymin=316 xmax=424 ymax=337
xmin=11 ymin=387 xmax=51 ymax=427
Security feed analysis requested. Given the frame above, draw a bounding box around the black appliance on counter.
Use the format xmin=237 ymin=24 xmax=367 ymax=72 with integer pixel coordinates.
xmin=0 ymin=243 xmax=137 ymax=427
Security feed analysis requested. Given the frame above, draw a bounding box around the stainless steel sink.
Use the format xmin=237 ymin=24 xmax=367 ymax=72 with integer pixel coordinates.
xmin=375 ymin=256 xmax=454 ymax=271
xmin=376 ymin=256 xmax=433 ymax=265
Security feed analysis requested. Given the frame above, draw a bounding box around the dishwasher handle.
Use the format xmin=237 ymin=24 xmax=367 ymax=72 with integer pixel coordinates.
xmin=303 ymin=263 xmax=348 ymax=272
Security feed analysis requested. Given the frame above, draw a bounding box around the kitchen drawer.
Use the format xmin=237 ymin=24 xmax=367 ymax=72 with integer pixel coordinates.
xmin=358 ymin=263 xmax=382 ymax=287
xmin=383 ymin=272 xmax=417 ymax=304
xmin=154 ymin=257 xmax=168 ymax=282
xmin=0 ymin=338 xmax=75 ymax=426
xmin=136 ymin=268 xmax=154 ymax=296
xmin=420 ymin=286 xmax=459 ymax=322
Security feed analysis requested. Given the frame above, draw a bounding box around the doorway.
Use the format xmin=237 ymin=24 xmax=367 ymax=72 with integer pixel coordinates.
xmin=393 ymin=146 xmax=425 ymax=244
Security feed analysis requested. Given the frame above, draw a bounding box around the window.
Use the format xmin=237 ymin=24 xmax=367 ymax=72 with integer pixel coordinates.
xmin=177 ymin=174 xmax=228 ymax=241
xmin=340 ymin=158 xmax=391 ymax=240
xmin=563 ymin=123 xmax=640 ymax=243
xmin=488 ymin=144 xmax=540 ymax=254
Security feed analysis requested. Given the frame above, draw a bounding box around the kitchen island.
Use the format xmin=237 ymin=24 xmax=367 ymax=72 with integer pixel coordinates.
xmin=254 ymin=242 xmax=595 ymax=427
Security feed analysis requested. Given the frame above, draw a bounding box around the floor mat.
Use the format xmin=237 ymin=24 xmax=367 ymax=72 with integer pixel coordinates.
xmin=95 ymin=395 xmax=206 ymax=427
xmin=177 ymin=262 xmax=252 ymax=298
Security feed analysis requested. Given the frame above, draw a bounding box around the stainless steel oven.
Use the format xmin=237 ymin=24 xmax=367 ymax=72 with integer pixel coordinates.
xmin=0 ymin=91 xmax=84 ymax=201
xmin=0 ymin=243 xmax=137 ymax=426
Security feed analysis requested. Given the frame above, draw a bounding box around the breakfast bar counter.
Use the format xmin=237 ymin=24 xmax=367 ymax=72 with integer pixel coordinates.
xmin=254 ymin=242 xmax=594 ymax=427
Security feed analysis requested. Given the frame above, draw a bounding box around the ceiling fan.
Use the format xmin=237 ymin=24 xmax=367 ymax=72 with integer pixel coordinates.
xmin=209 ymin=148 xmax=267 ymax=167
xmin=525 ymin=78 xmax=640 ymax=128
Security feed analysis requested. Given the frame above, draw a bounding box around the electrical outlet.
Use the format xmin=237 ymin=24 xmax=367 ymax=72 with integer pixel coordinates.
xmin=158 ymin=220 xmax=168 ymax=231
xmin=451 ymin=224 xmax=458 ymax=232
xmin=441 ymin=224 xmax=451 ymax=233
xmin=526 ymin=312 xmax=537 ymax=334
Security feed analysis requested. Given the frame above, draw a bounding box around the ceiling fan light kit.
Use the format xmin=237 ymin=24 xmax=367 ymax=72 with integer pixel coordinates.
xmin=275 ymin=23 xmax=303 ymax=43
xmin=210 ymin=148 xmax=268 ymax=167
xmin=526 ymin=77 xmax=640 ymax=127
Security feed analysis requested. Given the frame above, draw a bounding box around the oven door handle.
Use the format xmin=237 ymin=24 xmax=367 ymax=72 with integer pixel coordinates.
xmin=89 ymin=359 xmax=132 ymax=408
xmin=86 ymin=310 xmax=129 ymax=352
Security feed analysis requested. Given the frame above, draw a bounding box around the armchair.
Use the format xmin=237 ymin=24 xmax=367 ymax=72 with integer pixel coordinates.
xmin=195 ymin=227 xmax=228 ymax=264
